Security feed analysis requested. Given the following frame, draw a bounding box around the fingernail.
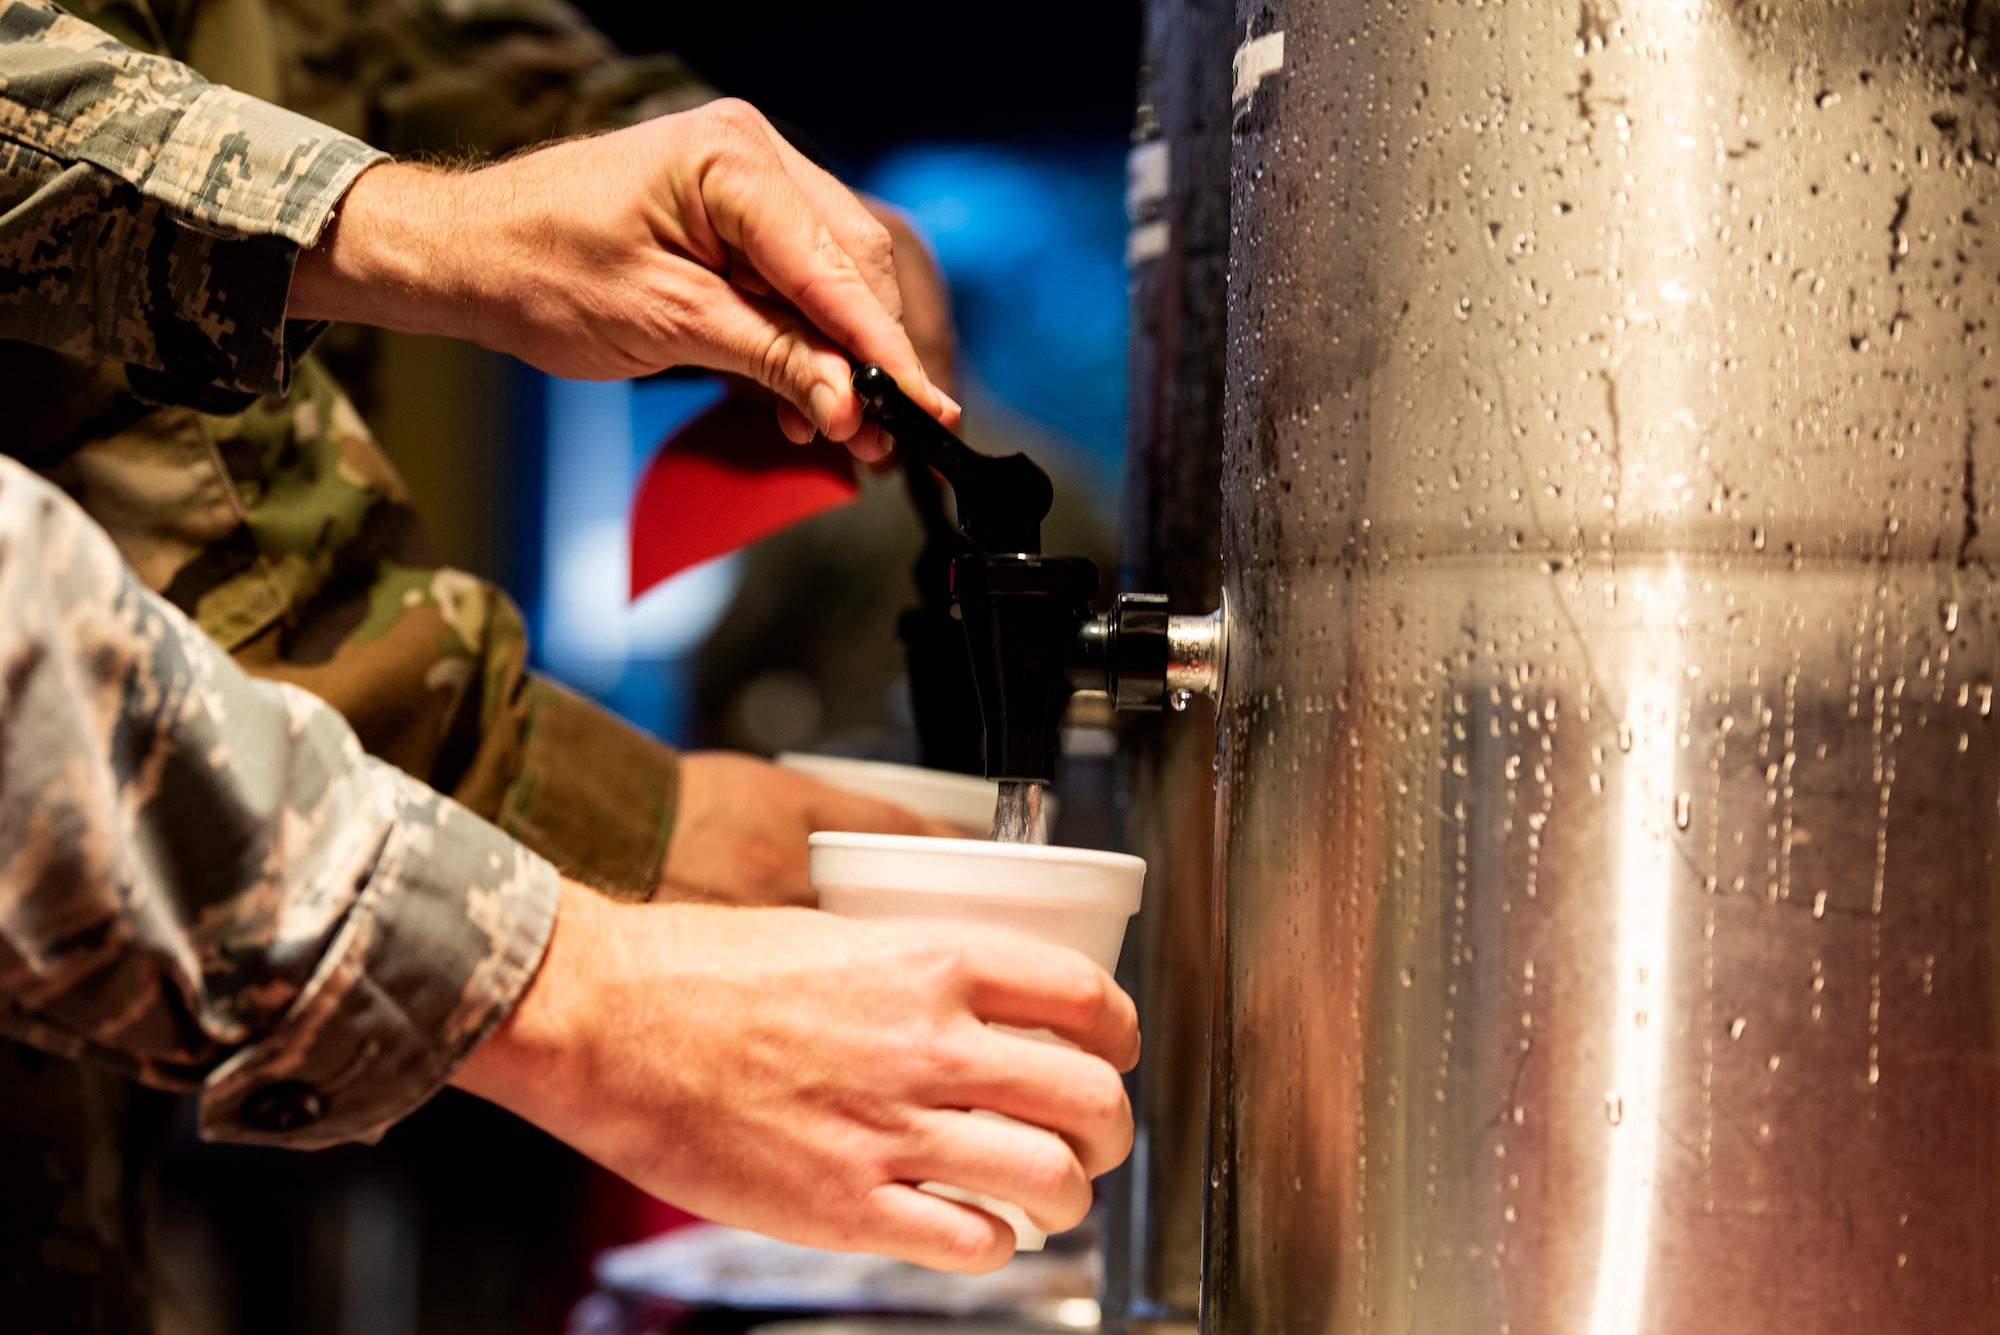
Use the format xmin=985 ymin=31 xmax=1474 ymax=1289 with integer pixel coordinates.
xmin=808 ymin=382 xmax=839 ymax=431
xmin=938 ymin=391 xmax=962 ymax=418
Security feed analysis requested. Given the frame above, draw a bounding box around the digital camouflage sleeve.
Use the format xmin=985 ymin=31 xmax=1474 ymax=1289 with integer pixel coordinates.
xmin=0 ymin=0 xmax=708 ymax=903
xmin=0 ymin=0 xmax=384 ymax=396
xmin=0 ymin=451 xmax=559 ymax=1145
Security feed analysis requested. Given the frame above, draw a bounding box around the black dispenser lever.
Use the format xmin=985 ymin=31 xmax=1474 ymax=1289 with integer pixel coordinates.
xmin=856 ymin=365 xmax=1222 ymax=785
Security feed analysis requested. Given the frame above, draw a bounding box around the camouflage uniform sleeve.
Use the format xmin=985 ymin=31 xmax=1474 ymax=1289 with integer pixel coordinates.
xmin=0 ymin=455 xmax=557 ymax=1150
xmin=0 ymin=0 xmax=385 ymax=398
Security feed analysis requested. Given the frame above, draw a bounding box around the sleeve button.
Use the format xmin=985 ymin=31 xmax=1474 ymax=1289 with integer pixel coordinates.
xmin=241 ymin=1080 xmax=326 ymax=1133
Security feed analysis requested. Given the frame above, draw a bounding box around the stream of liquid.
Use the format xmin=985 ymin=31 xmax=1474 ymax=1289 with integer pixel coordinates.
xmin=990 ymin=780 xmax=1047 ymax=844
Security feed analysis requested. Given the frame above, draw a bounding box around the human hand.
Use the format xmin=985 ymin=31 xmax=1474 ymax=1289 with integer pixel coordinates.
xmin=290 ymin=100 xmax=957 ymax=460
xmin=657 ymin=752 xmax=963 ymax=907
xmin=453 ymin=884 xmax=1139 ymax=1273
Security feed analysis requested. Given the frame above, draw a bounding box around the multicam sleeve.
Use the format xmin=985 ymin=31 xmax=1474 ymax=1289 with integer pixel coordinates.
xmin=0 ymin=456 xmax=557 ymax=1150
xmin=0 ymin=0 xmax=385 ymax=398
xmin=332 ymin=0 xmax=717 ymax=159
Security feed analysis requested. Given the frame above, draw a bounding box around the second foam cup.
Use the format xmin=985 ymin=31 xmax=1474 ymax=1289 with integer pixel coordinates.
xmin=807 ymin=832 xmax=1145 ymax=1251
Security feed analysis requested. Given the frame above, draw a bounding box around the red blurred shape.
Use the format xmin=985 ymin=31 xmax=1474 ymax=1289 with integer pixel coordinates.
xmin=630 ymin=393 xmax=859 ymax=599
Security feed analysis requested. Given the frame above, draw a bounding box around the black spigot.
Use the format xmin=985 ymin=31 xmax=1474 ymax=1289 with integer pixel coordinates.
xmin=949 ymin=553 xmax=1099 ymax=783
xmin=896 ymin=462 xmax=984 ymax=774
xmin=857 ymin=365 xmax=1225 ymax=785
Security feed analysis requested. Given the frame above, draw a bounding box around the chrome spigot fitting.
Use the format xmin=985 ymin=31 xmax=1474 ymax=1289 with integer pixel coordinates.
xmin=1165 ymin=599 xmax=1228 ymax=709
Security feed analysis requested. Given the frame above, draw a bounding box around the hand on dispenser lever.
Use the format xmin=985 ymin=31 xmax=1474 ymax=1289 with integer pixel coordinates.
xmin=453 ymin=882 xmax=1139 ymax=1273
xmin=657 ymin=752 xmax=962 ymax=906
xmin=289 ymin=98 xmax=958 ymax=461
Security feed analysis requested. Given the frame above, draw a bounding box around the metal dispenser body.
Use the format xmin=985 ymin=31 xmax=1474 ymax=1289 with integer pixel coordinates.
xmin=1106 ymin=4 xmax=1235 ymax=1326
xmin=1212 ymin=0 xmax=2000 ymax=1331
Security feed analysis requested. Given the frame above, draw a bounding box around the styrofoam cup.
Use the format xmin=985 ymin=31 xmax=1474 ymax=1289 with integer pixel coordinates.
xmin=807 ymin=832 xmax=1145 ymax=1251
xmin=775 ymin=753 xmax=1056 ymax=839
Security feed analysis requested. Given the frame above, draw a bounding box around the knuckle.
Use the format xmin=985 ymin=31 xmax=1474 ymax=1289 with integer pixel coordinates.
xmin=1020 ymin=1138 xmax=1080 ymax=1205
xmin=856 ymin=219 xmax=897 ymax=272
xmin=810 ymin=1139 xmax=888 ymax=1222
xmin=1044 ymin=1187 xmax=1091 ymax=1235
xmin=756 ymin=324 xmax=813 ymax=391
xmin=909 ymin=1020 xmax=976 ymax=1087
xmin=906 ymin=933 xmax=973 ymax=989
xmin=704 ymin=96 xmax=767 ymax=137
xmin=1054 ymin=956 xmax=1110 ymax=1016
xmin=1081 ymin=1065 xmax=1131 ymax=1128
xmin=943 ymin=1213 xmax=1001 ymax=1271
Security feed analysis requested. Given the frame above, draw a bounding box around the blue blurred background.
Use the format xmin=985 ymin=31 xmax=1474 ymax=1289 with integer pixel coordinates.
xmin=525 ymin=138 xmax=1132 ymax=744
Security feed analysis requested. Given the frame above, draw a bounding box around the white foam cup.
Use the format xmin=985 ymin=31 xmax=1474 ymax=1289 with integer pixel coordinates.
xmin=776 ymin=753 xmax=1057 ymax=839
xmin=807 ymin=833 xmax=1144 ymax=1252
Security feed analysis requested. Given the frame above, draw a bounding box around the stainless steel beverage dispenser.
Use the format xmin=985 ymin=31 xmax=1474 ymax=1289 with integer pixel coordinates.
xmin=1207 ymin=0 xmax=2000 ymax=1329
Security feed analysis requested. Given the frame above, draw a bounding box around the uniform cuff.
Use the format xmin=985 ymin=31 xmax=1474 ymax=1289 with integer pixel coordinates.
xmin=496 ymin=679 xmax=681 ymax=903
xmin=197 ymin=762 xmax=559 ymax=1149
xmin=147 ymin=86 xmax=388 ymax=247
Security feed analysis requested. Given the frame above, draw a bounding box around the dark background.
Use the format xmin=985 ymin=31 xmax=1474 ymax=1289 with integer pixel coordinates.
xmin=575 ymin=2 xmax=1142 ymax=162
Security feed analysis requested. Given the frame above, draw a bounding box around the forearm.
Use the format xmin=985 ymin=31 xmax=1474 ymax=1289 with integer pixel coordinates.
xmin=0 ymin=456 xmax=558 ymax=1147
xmin=288 ymin=161 xmax=509 ymax=346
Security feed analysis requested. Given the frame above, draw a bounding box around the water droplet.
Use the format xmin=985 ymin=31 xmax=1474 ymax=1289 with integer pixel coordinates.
xmin=1868 ymin=1063 xmax=1881 ymax=1086
xmin=1730 ymin=1017 xmax=1748 ymax=1040
xmin=1169 ymin=689 xmax=1193 ymax=712
xmin=1675 ymin=792 xmax=1692 ymax=830
xmin=1767 ymin=1054 xmax=1782 ymax=1072
xmin=1812 ymin=890 xmax=1828 ymax=919
xmin=1618 ymin=725 xmax=1635 ymax=753
xmin=1503 ymin=1205 xmax=1518 ymax=1223
xmin=1605 ymin=1092 xmax=1624 ymax=1125
xmin=1455 ymin=295 xmax=1472 ymax=321
xmin=1400 ymin=966 xmax=1416 ymax=988
xmin=1944 ymin=601 xmax=1961 ymax=633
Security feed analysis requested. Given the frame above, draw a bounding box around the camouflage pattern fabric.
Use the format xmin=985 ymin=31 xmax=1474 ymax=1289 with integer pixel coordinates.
xmin=0 ymin=0 xmax=383 ymax=397
xmin=0 ymin=4 xmax=714 ymax=1329
xmin=0 ymin=450 xmax=557 ymax=1135
xmin=0 ymin=0 xmax=709 ymax=899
